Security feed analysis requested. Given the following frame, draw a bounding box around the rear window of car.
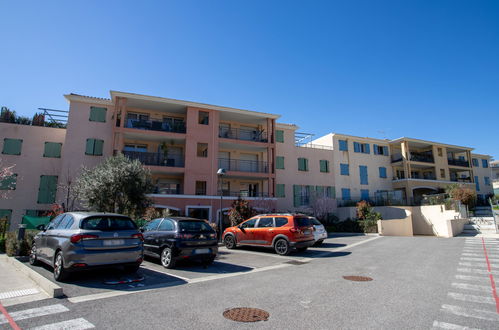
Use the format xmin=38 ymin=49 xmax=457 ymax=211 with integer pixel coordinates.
xmin=178 ymin=221 xmax=212 ymax=232
xmin=310 ymin=218 xmax=322 ymax=226
xmin=80 ymin=216 xmax=137 ymax=231
xmin=294 ymin=217 xmax=311 ymax=227
xmin=274 ymin=217 xmax=288 ymax=227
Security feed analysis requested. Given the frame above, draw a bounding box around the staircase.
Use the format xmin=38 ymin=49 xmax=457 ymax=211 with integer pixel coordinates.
xmin=461 ymin=206 xmax=498 ymax=237
xmin=473 ymin=206 xmax=494 ymax=217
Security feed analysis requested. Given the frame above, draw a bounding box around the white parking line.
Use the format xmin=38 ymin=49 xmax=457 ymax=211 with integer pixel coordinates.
xmin=461 ymin=257 xmax=499 ymax=263
xmin=457 ymin=268 xmax=499 ymax=275
xmin=441 ymin=304 xmax=499 ymax=322
xmin=432 ymin=320 xmax=481 ymax=330
xmin=455 ymin=274 xmax=490 ymax=282
xmin=0 ymin=304 xmax=69 ymax=324
xmin=448 ymin=292 xmax=495 ymax=305
xmin=451 ymin=283 xmax=492 ymax=293
xmin=29 ymin=318 xmax=95 ymax=330
xmin=458 ymin=262 xmax=497 ymax=269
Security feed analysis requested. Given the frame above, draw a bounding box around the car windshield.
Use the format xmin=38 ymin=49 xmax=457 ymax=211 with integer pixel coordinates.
xmin=178 ymin=221 xmax=213 ymax=232
xmin=294 ymin=217 xmax=311 ymax=227
xmin=310 ymin=218 xmax=322 ymax=226
xmin=80 ymin=216 xmax=137 ymax=231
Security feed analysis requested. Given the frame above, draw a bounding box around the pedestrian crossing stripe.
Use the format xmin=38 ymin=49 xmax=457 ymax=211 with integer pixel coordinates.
xmin=0 ymin=288 xmax=39 ymax=300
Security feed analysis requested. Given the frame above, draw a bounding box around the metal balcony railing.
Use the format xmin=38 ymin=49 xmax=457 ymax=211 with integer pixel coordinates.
xmin=218 ymin=190 xmax=269 ymax=198
xmin=409 ymin=152 xmax=434 ymax=163
xmin=219 ymin=127 xmax=268 ymax=142
xmin=125 ymin=119 xmax=186 ymax=134
xmin=450 ymin=177 xmax=472 ymax=183
xmin=123 ymin=151 xmax=184 ymax=167
xmin=218 ymin=158 xmax=269 ymax=173
xmin=447 ymin=159 xmax=470 ymax=167
xmin=153 ymin=186 xmax=183 ymax=195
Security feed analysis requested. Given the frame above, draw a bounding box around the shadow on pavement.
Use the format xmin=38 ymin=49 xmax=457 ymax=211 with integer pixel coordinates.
xmin=328 ymin=232 xmax=372 ymax=237
xmin=316 ymin=242 xmax=347 ymax=248
xmin=144 ymin=255 xmax=253 ymax=275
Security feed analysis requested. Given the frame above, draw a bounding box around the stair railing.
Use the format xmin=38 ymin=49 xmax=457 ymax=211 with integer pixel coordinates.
xmin=488 ymin=197 xmax=499 ymax=234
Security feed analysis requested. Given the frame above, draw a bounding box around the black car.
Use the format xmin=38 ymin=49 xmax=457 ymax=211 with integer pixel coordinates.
xmin=141 ymin=217 xmax=218 ymax=269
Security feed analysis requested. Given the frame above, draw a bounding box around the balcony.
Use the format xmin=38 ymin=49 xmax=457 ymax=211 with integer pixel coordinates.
xmin=391 ymin=153 xmax=403 ymax=163
xmin=219 ymin=190 xmax=270 ymax=198
xmin=409 ymin=152 xmax=434 ymax=163
xmin=125 ymin=119 xmax=186 ymax=134
xmin=153 ymin=186 xmax=183 ymax=195
xmin=448 ymin=158 xmax=470 ymax=167
xmin=123 ymin=150 xmax=184 ymax=167
xmin=450 ymin=176 xmax=472 ymax=183
xmin=219 ymin=127 xmax=268 ymax=143
xmin=218 ymin=158 xmax=269 ymax=173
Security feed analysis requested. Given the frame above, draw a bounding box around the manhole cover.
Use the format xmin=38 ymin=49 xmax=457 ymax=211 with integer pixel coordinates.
xmin=223 ymin=308 xmax=269 ymax=322
xmin=343 ymin=275 xmax=373 ymax=282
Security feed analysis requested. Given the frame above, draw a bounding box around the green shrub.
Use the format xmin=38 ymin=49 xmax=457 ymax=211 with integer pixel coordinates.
xmin=0 ymin=237 xmax=5 ymax=253
xmin=5 ymin=230 xmax=38 ymax=256
xmin=325 ymin=218 xmax=363 ymax=233
xmin=356 ymin=201 xmax=381 ymax=233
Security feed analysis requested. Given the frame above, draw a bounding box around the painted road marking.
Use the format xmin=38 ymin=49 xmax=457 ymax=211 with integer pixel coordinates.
xmin=0 ymin=288 xmax=39 ymax=300
xmin=480 ymin=237 xmax=499 ymax=314
xmin=0 ymin=304 xmax=68 ymax=325
xmin=441 ymin=304 xmax=499 ymax=321
xmin=451 ymin=283 xmax=492 ymax=293
xmin=455 ymin=275 xmax=490 ymax=282
xmin=448 ymin=292 xmax=495 ymax=305
xmin=29 ymin=318 xmax=95 ymax=330
xmin=457 ymin=268 xmax=499 ymax=275
xmin=432 ymin=320 xmax=481 ymax=330
xmin=459 ymin=262 xmax=499 ymax=269
xmin=461 ymin=257 xmax=499 ymax=263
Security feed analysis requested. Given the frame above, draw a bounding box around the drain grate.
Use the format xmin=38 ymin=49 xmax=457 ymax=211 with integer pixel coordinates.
xmin=223 ymin=308 xmax=269 ymax=322
xmin=343 ymin=275 xmax=373 ymax=282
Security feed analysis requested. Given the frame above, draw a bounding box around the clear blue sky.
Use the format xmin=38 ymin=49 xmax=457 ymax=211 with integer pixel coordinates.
xmin=1 ymin=0 xmax=498 ymax=159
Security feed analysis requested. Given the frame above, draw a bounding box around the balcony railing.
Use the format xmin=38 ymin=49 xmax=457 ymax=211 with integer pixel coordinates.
xmin=153 ymin=186 xmax=183 ymax=195
xmin=409 ymin=152 xmax=434 ymax=163
xmin=218 ymin=158 xmax=269 ymax=173
xmin=219 ymin=127 xmax=268 ymax=143
xmin=448 ymin=159 xmax=470 ymax=167
xmin=219 ymin=190 xmax=269 ymax=198
xmin=123 ymin=150 xmax=184 ymax=167
xmin=391 ymin=153 xmax=403 ymax=163
xmin=450 ymin=177 xmax=472 ymax=183
xmin=125 ymin=119 xmax=186 ymax=134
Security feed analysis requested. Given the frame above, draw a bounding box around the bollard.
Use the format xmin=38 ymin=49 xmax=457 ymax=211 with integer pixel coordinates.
xmin=16 ymin=224 xmax=27 ymax=256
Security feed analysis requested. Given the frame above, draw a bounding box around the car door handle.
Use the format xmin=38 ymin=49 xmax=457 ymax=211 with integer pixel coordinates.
xmin=268 ymin=229 xmax=274 ymax=232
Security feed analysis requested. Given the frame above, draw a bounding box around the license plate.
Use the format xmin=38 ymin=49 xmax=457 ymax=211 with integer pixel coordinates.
xmin=194 ymin=248 xmax=210 ymax=254
xmin=104 ymin=239 xmax=125 ymax=246
xmin=303 ymin=230 xmax=310 ymax=235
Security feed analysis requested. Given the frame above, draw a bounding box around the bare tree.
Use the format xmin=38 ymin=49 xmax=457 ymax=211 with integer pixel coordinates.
xmin=308 ymin=193 xmax=336 ymax=221
xmin=0 ymin=160 xmax=15 ymax=199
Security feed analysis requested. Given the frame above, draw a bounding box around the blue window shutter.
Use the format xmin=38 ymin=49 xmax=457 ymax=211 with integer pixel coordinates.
xmin=341 ymin=188 xmax=351 ymax=200
xmin=472 ymin=158 xmax=479 ymax=167
xmin=379 ymin=167 xmax=387 ymax=178
xmin=373 ymin=144 xmax=378 ymax=155
xmin=360 ymin=166 xmax=368 ymax=185
xmin=475 ymin=176 xmax=480 ymax=191
xmin=339 ymin=140 xmax=348 ymax=151
xmin=482 ymin=159 xmax=488 ymax=168
xmin=354 ymin=142 xmax=360 ymax=153
xmin=361 ymin=189 xmax=369 ymax=201
xmin=364 ymin=144 xmax=370 ymax=154
xmin=340 ymin=164 xmax=349 ymax=176
xmin=383 ymin=146 xmax=389 ymax=156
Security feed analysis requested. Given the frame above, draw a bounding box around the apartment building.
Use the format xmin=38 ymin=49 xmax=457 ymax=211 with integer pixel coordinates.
xmin=0 ymin=90 xmax=495 ymax=228
xmin=491 ymin=160 xmax=499 ymax=196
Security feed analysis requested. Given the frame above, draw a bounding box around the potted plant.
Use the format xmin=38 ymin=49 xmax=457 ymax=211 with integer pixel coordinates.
xmin=160 ymin=142 xmax=169 ymax=165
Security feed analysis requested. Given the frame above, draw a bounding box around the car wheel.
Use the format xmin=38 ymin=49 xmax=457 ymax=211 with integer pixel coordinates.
xmin=314 ymin=240 xmax=324 ymax=247
xmin=29 ymin=243 xmax=40 ymax=266
xmin=206 ymin=255 xmax=216 ymax=265
xmin=274 ymin=238 xmax=290 ymax=256
xmin=161 ymin=247 xmax=176 ymax=269
xmin=53 ymin=251 xmax=69 ymax=282
xmin=124 ymin=264 xmax=141 ymax=274
xmin=296 ymin=247 xmax=308 ymax=252
xmin=224 ymin=235 xmax=236 ymax=249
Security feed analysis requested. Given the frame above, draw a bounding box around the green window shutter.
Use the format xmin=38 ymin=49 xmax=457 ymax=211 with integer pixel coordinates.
xmin=94 ymin=139 xmax=104 ymax=156
xmin=304 ymin=158 xmax=309 ymax=171
xmin=37 ymin=175 xmax=58 ymax=204
xmin=43 ymin=142 xmax=62 ymax=158
xmin=2 ymin=138 xmax=22 ymax=155
xmin=293 ymin=185 xmax=300 ymax=207
xmin=0 ymin=174 xmax=17 ymax=190
xmin=316 ymin=186 xmax=324 ymax=197
xmin=320 ymin=160 xmax=329 ymax=172
xmin=85 ymin=139 xmax=104 ymax=156
xmin=298 ymin=158 xmax=303 ymax=171
xmin=330 ymin=186 xmax=336 ymax=199
xmin=276 ymin=156 xmax=285 ymax=169
xmin=276 ymin=184 xmax=285 ymax=198
xmin=275 ymin=130 xmax=284 ymax=143
xmin=85 ymin=139 xmax=95 ymax=155
xmin=0 ymin=209 xmax=12 ymax=222
xmin=89 ymin=107 xmax=107 ymax=122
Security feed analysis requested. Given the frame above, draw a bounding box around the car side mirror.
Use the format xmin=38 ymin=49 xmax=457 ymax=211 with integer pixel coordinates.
xmin=36 ymin=224 xmax=46 ymax=231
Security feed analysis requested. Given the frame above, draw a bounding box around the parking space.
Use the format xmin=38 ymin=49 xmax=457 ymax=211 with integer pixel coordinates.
xmin=21 ymin=233 xmax=377 ymax=301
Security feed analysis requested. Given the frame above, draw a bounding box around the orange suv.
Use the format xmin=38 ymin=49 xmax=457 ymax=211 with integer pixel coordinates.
xmin=222 ymin=214 xmax=315 ymax=255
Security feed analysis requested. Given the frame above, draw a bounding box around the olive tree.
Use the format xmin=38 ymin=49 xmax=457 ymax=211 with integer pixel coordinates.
xmin=75 ymin=154 xmax=154 ymax=218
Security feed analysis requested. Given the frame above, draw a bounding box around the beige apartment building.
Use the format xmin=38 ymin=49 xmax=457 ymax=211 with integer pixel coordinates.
xmin=0 ymin=90 xmax=495 ymax=229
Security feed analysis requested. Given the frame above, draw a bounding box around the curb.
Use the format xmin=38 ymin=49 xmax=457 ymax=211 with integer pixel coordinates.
xmin=0 ymin=255 xmax=64 ymax=298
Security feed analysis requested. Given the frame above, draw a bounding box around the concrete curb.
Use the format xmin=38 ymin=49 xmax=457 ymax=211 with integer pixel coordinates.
xmin=0 ymin=255 xmax=64 ymax=298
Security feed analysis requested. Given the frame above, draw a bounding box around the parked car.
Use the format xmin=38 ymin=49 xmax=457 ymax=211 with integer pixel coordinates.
xmin=141 ymin=217 xmax=218 ymax=269
xmin=222 ymin=213 xmax=315 ymax=255
xmin=310 ymin=217 xmax=327 ymax=246
xmin=29 ymin=212 xmax=144 ymax=281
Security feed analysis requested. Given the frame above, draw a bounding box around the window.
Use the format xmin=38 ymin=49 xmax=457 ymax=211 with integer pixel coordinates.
xmin=359 ymin=165 xmax=368 ymax=185
xmin=195 ymin=181 xmax=207 ymax=195
xmin=440 ymin=169 xmax=445 ymax=179
xmin=340 ymin=164 xmax=349 ymax=176
xmin=178 ymin=221 xmax=212 ymax=232
xmin=373 ymin=145 xmax=389 ymax=156
xmin=2 ymin=138 xmax=22 ymax=155
xmin=472 ymin=158 xmax=479 ymax=167
xmin=197 ymin=143 xmax=208 ymax=157
xmin=240 ymin=218 xmax=257 ymax=228
xmin=124 ymin=144 xmax=148 ymax=152
xmin=57 ymin=215 xmax=74 ymax=230
xmin=143 ymin=219 xmax=162 ymax=231
xmin=379 ymin=167 xmax=387 ymax=178
xmin=89 ymin=107 xmax=107 ymax=122
xmin=341 ymin=188 xmax=351 ymax=200
xmin=257 ymin=218 xmax=274 ymax=228
xmin=482 ymin=159 xmax=489 ymax=168
xmin=361 ymin=189 xmax=369 ymax=201
xmin=43 ymin=142 xmax=62 ymax=158
xmin=437 ymin=148 xmax=443 ymax=157
xmin=37 ymin=175 xmax=58 ymax=204
xmin=274 ymin=217 xmax=288 ymax=227
xmin=276 ymin=156 xmax=285 ymax=169
xmin=293 ymin=185 xmax=312 ymax=206
xmin=0 ymin=174 xmax=16 ymax=190
xmin=47 ymin=214 xmax=65 ymax=230
xmin=298 ymin=158 xmax=309 ymax=171
xmin=198 ymin=111 xmax=209 ymax=125
xmin=85 ymin=139 xmax=104 ymax=156
xmin=80 ymin=216 xmax=136 ymax=231
xmin=353 ymin=142 xmax=370 ymax=154
xmin=276 ymin=184 xmax=285 ymax=198
xmin=485 ymin=177 xmax=491 ymax=186
xmin=320 ymin=160 xmax=329 ymax=173
xmin=275 ymin=130 xmax=284 ymax=143
xmin=475 ymin=176 xmax=480 ymax=191
xmin=158 ymin=219 xmax=175 ymax=231
xmin=339 ymin=140 xmax=348 ymax=151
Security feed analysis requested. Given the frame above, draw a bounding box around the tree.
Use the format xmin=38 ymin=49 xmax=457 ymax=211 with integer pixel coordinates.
xmin=228 ymin=197 xmax=256 ymax=226
xmin=309 ymin=194 xmax=336 ymax=221
xmin=0 ymin=160 xmax=16 ymax=199
xmin=74 ymin=154 xmax=154 ymax=218
xmin=356 ymin=201 xmax=381 ymax=233
xmin=445 ymin=183 xmax=476 ymax=206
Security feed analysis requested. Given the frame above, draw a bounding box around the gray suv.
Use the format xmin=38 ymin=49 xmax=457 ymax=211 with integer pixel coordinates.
xmin=29 ymin=212 xmax=144 ymax=281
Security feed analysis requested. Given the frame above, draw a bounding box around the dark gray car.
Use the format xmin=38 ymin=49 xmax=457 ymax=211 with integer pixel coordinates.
xmin=29 ymin=212 xmax=144 ymax=281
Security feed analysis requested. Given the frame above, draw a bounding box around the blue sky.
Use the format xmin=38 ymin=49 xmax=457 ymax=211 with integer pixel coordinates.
xmin=1 ymin=0 xmax=498 ymax=158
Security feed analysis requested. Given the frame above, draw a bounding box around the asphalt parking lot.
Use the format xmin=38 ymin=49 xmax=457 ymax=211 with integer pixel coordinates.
xmin=22 ymin=233 xmax=375 ymax=300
